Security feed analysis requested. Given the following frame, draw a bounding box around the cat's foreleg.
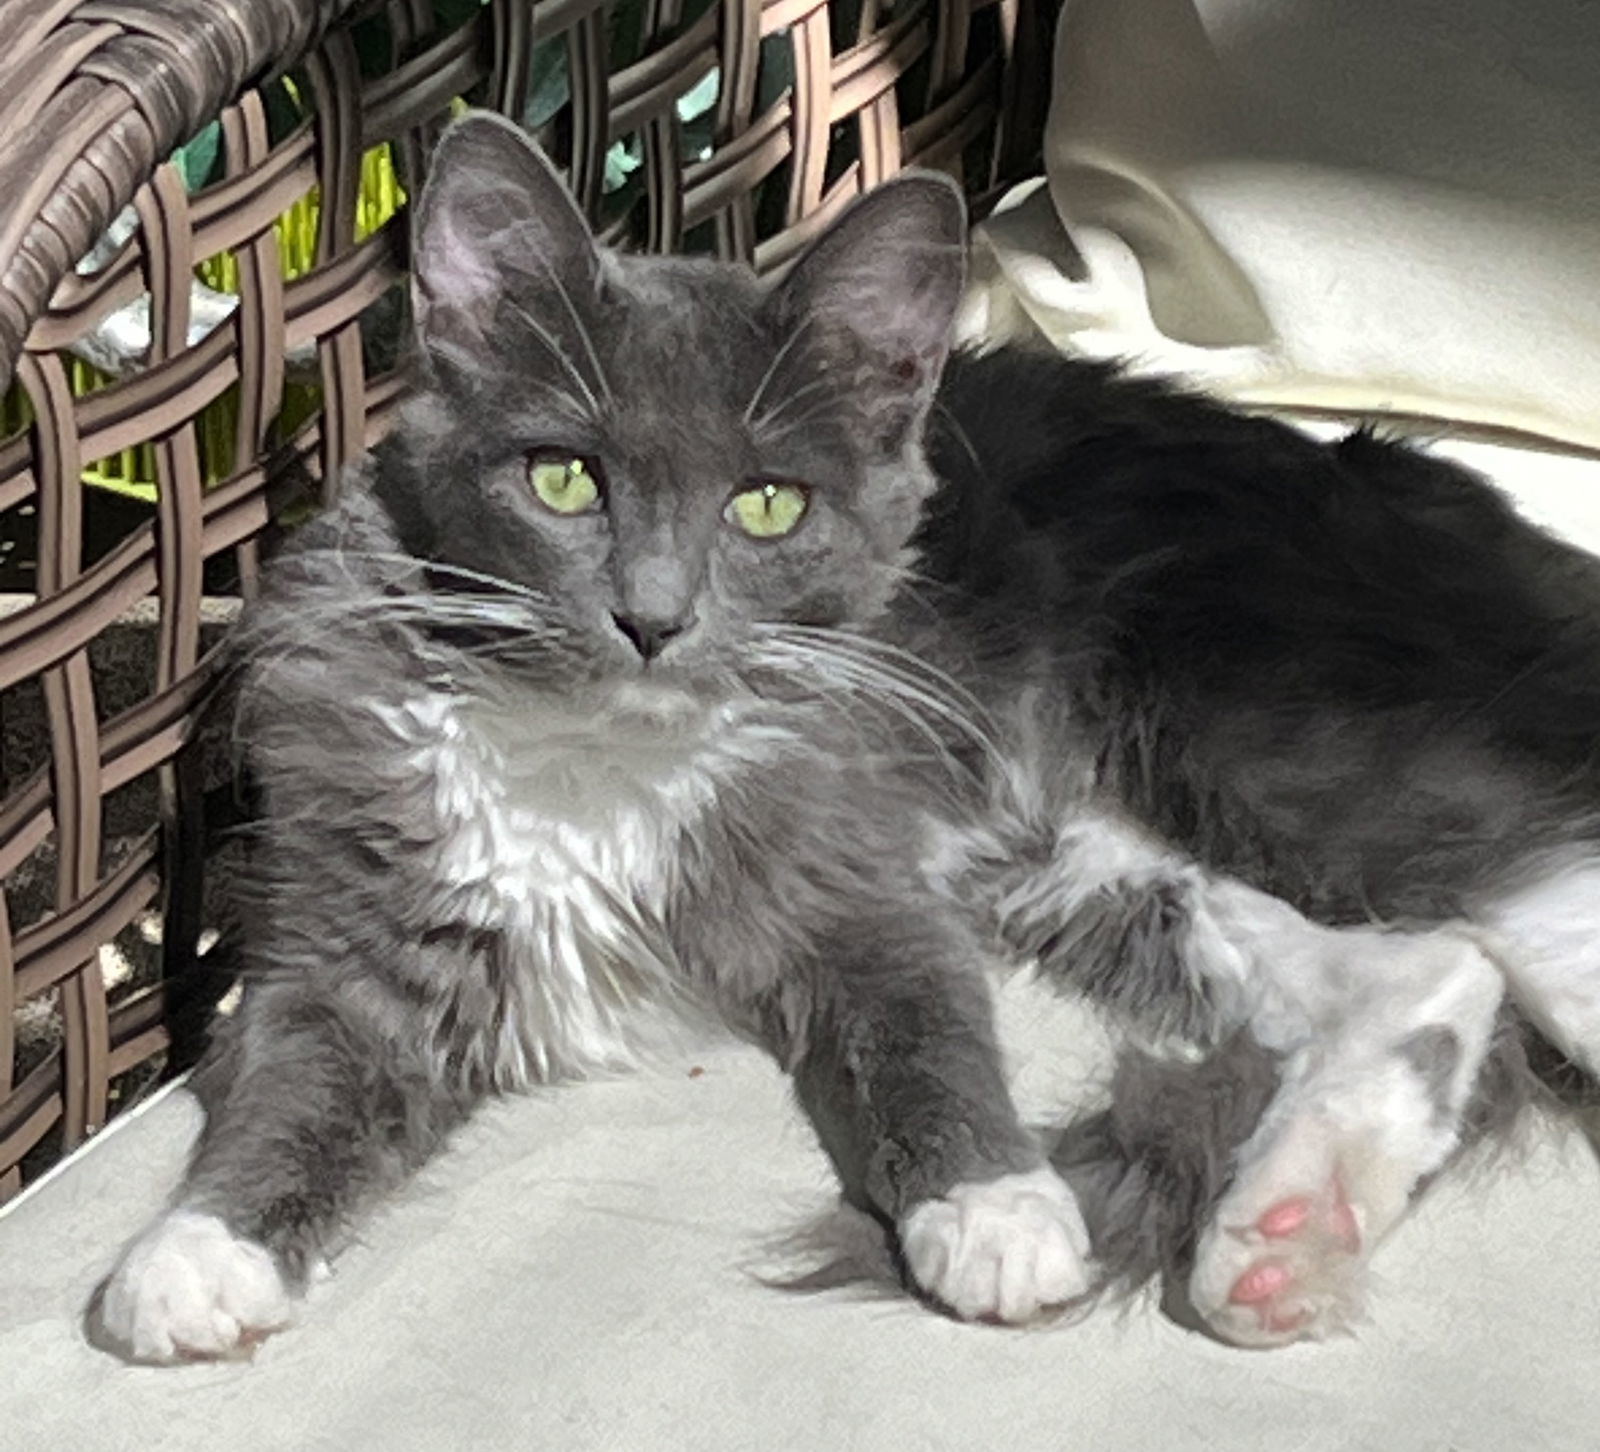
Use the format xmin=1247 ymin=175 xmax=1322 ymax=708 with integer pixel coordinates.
xmin=87 ymin=975 xmax=471 ymax=1364
xmin=772 ymin=911 xmax=1095 ymax=1324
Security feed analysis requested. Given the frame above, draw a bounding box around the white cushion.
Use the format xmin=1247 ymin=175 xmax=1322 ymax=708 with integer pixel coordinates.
xmin=4 ymin=976 xmax=1597 ymax=1449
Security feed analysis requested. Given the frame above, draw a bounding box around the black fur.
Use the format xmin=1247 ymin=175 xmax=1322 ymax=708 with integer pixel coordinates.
xmin=928 ymin=347 xmax=1600 ymax=925
xmin=922 ymin=346 xmax=1600 ymax=1297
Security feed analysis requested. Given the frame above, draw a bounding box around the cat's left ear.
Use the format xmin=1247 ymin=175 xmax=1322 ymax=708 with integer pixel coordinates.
xmin=768 ymin=173 xmax=967 ymax=447
xmin=411 ymin=111 xmax=599 ymax=355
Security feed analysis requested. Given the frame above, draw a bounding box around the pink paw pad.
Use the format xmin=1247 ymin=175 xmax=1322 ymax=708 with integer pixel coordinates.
xmin=1257 ymin=1197 xmax=1312 ymax=1239
xmin=1221 ymin=1182 xmax=1365 ymax=1332
xmin=1228 ymin=1259 xmax=1293 ymax=1306
xmin=1256 ymin=1184 xmax=1361 ymax=1253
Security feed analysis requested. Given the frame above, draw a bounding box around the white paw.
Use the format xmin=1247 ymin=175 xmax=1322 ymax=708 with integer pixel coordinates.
xmin=1189 ymin=1096 xmax=1435 ymax=1347
xmin=91 ymin=1210 xmax=292 ymax=1364
xmin=1189 ymin=1172 xmax=1369 ymax=1348
xmin=899 ymin=1167 xmax=1094 ymax=1324
xmin=1188 ymin=1113 xmax=1409 ymax=1348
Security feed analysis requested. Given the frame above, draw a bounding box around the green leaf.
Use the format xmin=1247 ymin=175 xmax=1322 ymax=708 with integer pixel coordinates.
xmin=522 ymin=38 xmax=570 ymax=129
xmin=175 ymin=122 xmax=222 ymax=193
xmin=604 ymin=138 xmax=643 ymax=193
xmin=676 ymin=67 xmax=719 ymax=124
xmin=80 ymin=472 xmax=157 ymax=504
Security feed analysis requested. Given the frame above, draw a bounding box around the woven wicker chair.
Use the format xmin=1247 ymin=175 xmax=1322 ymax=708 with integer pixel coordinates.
xmin=0 ymin=0 xmax=1054 ymax=1197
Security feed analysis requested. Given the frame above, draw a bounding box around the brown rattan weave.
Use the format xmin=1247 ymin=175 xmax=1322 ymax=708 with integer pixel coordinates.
xmin=0 ymin=0 xmax=1053 ymax=1196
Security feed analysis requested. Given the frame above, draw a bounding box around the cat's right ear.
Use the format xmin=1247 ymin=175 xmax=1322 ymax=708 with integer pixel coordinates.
xmin=411 ymin=111 xmax=599 ymax=356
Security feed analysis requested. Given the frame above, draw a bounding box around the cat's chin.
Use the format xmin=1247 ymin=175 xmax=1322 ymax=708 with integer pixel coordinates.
xmin=592 ymin=677 xmax=726 ymax=739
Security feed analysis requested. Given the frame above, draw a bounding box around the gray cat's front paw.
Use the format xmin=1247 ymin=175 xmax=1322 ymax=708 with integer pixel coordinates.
xmin=88 ymin=1210 xmax=293 ymax=1364
xmin=899 ymin=1167 xmax=1095 ymax=1324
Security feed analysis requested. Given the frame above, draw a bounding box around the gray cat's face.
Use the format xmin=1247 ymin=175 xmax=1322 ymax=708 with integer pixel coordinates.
xmin=381 ymin=113 xmax=967 ymax=693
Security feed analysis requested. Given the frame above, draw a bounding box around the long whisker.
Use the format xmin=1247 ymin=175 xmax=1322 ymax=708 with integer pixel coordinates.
xmin=504 ymin=297 xmax=602 ymax=419
xmin=760 ymin=624 xmax=1003 ymax=745
xmin=292 ymin=548 xmax=559 ymax=607
xmin=229 ymin=593 xmax=568 ymax=675
xmin=745 ymin=316 xmax=818 ymax=427
xmin=749 ymin=641 xmax=980 ymax=786
xmin=751 ymin=378 xmax=856 ymax=442
xmin=930 ymin=399 xmax=985 ymax=478
xmin=747 ymin=627 xmax=1006 ymax=788
xmin=538 ymin=260 xmax=614 ymax=406
xmin=759 ymin=631 xmax=1006 ymax=766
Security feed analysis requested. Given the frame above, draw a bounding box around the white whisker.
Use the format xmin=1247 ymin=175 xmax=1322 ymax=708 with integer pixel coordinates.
xmin=751 ymin=378 xmax=855 ymax=441
xmin=754 ymin=645 xmax=977 ymax=785
xmin=299 ymin=549 xmax=561 ymax=611
xmin=505 ymin=297 xmax=602 ymax=419
xmin=536 ymin=260 xmax=614 ymax=407
xmin=761 ymin=624 xmax=1003 ymax=744
xmin=745 ymin=316 xmax=819 ymax=428
xmin=746 ymin=626 xmax=1009 ymax=790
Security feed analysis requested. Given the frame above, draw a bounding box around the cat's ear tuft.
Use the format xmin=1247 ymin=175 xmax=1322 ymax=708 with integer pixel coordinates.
xmin=411 ymin=111 xmax=598 ymax=352
xmin=769 ymin=174 xmax=968 ymax=446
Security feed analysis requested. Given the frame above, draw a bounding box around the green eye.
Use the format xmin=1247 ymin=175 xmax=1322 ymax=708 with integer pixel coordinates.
xmin=726 ymin=481 xmax=810 ymax=539
xmin=528 ymin=454 xmax=601 ymax=515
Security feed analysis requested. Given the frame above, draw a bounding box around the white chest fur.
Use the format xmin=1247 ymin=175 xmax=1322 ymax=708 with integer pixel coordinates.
xmin=369 ymin=685 xmax=781 ymax=1085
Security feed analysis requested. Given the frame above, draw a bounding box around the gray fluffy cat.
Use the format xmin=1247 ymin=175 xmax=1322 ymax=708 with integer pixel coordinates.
xmin=91 ymin=112 xmax=1600 ymax=1363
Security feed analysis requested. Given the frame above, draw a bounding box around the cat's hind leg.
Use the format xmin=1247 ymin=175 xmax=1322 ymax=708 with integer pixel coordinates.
xmin=1015 ymin=808 xmax=1506 ymax=1341
xmin=1477 ymin=854 xmax=1600 ymax=1080
xmin=1184 ymin=891 xmax=1503 ymax=1346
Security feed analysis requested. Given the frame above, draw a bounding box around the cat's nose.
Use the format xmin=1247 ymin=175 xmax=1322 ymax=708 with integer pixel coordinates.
xmin=611 ymin=611 xmax=693 ymax=662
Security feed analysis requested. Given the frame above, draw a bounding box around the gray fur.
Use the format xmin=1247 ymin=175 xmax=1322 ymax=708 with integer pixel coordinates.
xmin=1396 ymin=1026 xmax=1463 ymax=1125
xmin=120 ymin=114 xmax=1043 ymax=1298
xmin=90 ymin=111 xmax=1600 ymax=1353
xmin=1006 ymin=875 xmax=1224 ymax=1048
xmin=1052 ymin=1036 xmax=1283 ymax=1294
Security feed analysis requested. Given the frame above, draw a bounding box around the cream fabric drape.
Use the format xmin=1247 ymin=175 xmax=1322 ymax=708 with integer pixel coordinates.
xmin=964 ymin=0 xmax=1600 ymax=453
